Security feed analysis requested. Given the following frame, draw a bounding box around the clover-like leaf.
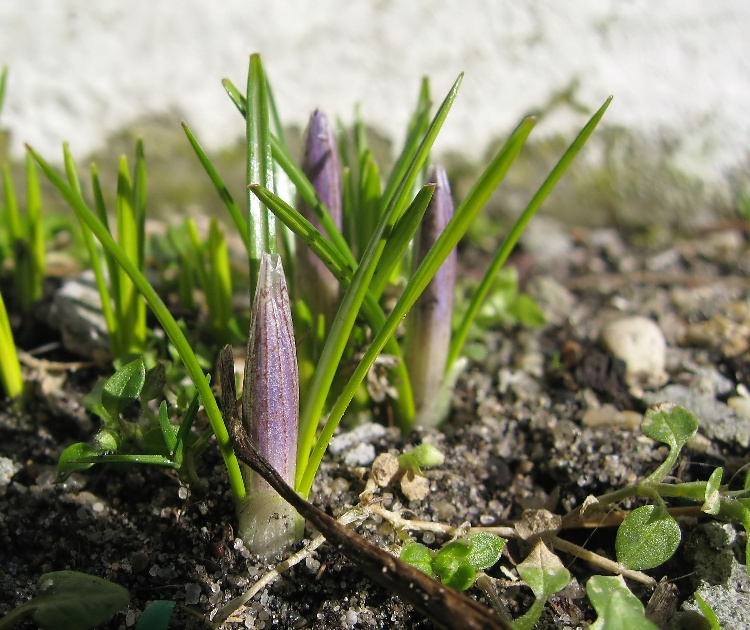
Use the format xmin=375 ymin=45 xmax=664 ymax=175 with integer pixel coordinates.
xmin=587 ymin=575 xmax=659 ymax=630
xmin=641 ymin=403 xmax=698 ymax=450
xmin=101 ymin=356 xmax=146 ymax=418
xmin=702 ymin=467 xmax=723 ymax=516
xmin=516 ymin=539 xmax=571 ymax=599
xmin=615 ymin=504 xmax=681 ymax=570
xmin=465 ymin=532 xmax=506 ymax=572
xmin=399 ymin=542 xmax=435 ymax=578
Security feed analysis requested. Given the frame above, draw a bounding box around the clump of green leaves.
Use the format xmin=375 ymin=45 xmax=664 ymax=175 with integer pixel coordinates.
xmin=400 ymin=532 xmax=506 ymax=591
xmin=55 ymin=356 xmax=206 ymax=487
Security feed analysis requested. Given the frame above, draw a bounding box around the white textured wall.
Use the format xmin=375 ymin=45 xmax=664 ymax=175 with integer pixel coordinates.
xmin=1 ymin=1 xmax=748 ymax=181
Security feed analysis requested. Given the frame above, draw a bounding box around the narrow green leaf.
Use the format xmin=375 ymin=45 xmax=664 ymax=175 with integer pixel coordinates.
xmin=369 ymin=184 xmax=435 ymax=299
xmin=694 ymin=592 xmax=721 ymax=630
xmin=181 ymin=121 xmax=249 ymax=251
xmin=158 ymin=401 xmax=178 ymax=455
xmin=0 ymin=290 xmax=23 ymax=399
xmin=615 ymin=504 xmax=681 ymax=570
xmin=587 ymin=575 xmax=659 ymax=630
xmin=449 ymin=96 xmax=611 ymax=366
xmin=245 ymin=53 xmax=276 ymax=298
xmin=0 ymin=65 xmax=7 ymax=119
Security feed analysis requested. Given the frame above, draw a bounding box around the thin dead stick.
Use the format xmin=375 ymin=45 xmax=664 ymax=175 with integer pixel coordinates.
xmin=218 ymin=345 xmax=511 ymax=630
xmin=550 ymin=536 xmax=655 ymax=586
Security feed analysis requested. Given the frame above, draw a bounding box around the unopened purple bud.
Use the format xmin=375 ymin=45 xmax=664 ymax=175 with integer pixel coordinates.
xmin=238 ymin=253 xmax=303 ymax=557
xmin=295 ymin=109 xmax=342 ymax=327
xmin=405 ymin=165 xmax=457 ymax=425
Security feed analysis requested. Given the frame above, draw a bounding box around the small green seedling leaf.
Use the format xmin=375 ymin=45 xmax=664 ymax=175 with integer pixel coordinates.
xmin=102 ymin=357 xmax=146 ymax=418
xmin=398 ymin=443 xmax=445 ymax=473
xmin=516 ymin=539 xmax=571 ymax=599
xmin=399 ymin=542 xmax=435 ymax=578
xmin=157 ymin=401 xmax=178 ymax=455
xmin=641 ymin=403 xmax=698 ymax=450
xmin=0 ymin=571 xmax=130 ymax=630
xmin=694 ymin=592 xmax=721 ymax=630
xmin=56 ymin=442 xmax=101 ymax=481
xmin=616 ymin=504 xmax=681 ymax=570
xmin=587 ymin=575 xmax=658 ymax=630
xmin=465 ymin=532 xmax=506 ymax=571
xmin=431 ymin=539 xmax=481 ymax=590
xmin=135 ymin=600 xmax=176 ymax=630
xmin=702 ymin=467 xmax=723 ymax=516
xmin=141 ymin=362 xmax=166 ymax=403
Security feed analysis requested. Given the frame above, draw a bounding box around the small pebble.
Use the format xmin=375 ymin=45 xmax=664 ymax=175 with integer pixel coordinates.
xmin=599 ymin=315 xmax=668 ymax=390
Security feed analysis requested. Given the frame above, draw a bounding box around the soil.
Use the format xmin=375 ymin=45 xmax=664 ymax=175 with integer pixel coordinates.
xmin=2 ymin=219 xmax=750 ymax=629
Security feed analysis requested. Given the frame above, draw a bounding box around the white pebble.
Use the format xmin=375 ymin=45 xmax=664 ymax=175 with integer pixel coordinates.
xmin=599 ymin=316 xmax=668 ymax=390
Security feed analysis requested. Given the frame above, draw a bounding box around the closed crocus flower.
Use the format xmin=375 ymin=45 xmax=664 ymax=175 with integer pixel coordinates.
xmin=405 ymin=165 xmax=457 ymax=426
xmin=238 ymin=253 xmax=303 ymax=558
xmin=295 ymin=109 xmax=342 ymax=329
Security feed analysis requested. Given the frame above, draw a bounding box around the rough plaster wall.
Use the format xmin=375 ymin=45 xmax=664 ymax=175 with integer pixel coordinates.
xmin=1 ymin=1 xmax=748 ymax=181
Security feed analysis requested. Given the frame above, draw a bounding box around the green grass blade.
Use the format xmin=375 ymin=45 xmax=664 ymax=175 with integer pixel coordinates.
xmin=381 ymin=77 xmax=432 ymax=210
xmin=0 ymin=66 xmax=7 ymax=119
xmin=0 ymin=289 xmax=23 ymax=400
xmin=222 ymin=78 xmax=245 ymax=117
xmin=133 ymin=140 xmax=147 ymax=271
xmin=28 ymin=144 xmax=246 ymax=500
xmin=296 ymin=73 xmax=463 ymax=490
xmin=297 ymin=114 xmax=534 ymax=498
xmin=181 ymin=122 xmax=249 ymax=252
xmin=448 ymin=97 xmax=612 ymax=366
xmin=90 ymin=163 xmax=120 ymax=316
xmin=207 ymin=218 xmax=233 ymax=340
xmin=25 ymin=153 xmax=44 ymax=306
xmin=63 ymin=145 xmax=119 ymax=357
xmin=370 ymin=184 xmax=435 ymax=300
xmin=116 ymin=155 xmax=144 ymax=355
xmin=270 ymin=134 xmax=355 ymax=266
xmin=2 ymin=163 xmax=22 ymax=248
xmin=245 ymin=54 xmax=276 ymax=298
xmin=355 ymin=150 xmax=382 ymax=258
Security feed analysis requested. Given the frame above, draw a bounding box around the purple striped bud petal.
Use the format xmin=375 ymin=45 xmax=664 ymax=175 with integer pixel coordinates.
xmin=237 ymin=253 xmax=303 ymax=557
xmin=295 ymin=109 xmax=342 ymax=327
xmin=405 ymin=165 xmax=457 ymax=426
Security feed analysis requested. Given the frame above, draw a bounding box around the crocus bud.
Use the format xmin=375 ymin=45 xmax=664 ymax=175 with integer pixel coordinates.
xmin=295 ymin=109 xmax=342 ymax=329
xmin=405 ymin=165 xmax=457 ymax=426
xmin=237 ymin=253 xmax=303 ymax=558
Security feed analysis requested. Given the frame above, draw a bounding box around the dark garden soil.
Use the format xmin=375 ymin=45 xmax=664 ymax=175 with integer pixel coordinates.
xmin=2 ymin=219 xmax=750 ymax=629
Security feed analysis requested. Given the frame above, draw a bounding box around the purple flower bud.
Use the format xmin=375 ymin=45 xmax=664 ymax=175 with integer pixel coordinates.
xmin=237 ymin=253 xmax=303 ymax=557
xmin=295 ymin=109 xmax=342 ymax=328
xmin=405 ymin=165 xmax=457 ymax=426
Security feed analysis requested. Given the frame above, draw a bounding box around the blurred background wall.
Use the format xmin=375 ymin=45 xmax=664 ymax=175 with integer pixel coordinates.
xmin=1 ymin=1 xmax=748 ymax=195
